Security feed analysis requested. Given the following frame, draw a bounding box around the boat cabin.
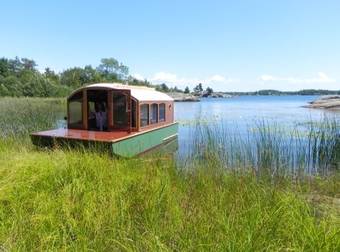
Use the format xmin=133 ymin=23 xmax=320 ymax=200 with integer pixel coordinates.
xmin=31 ymin=83 xmax=178 ymax=157
xmin=67 ymin=83 xmax=174 ymax=132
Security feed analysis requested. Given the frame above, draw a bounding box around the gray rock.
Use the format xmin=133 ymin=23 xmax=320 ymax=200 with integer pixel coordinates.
xmin=305 ymin=95 xmax=340 ymax=110
xmin=168 ymin=92 xmax=200 ymax=102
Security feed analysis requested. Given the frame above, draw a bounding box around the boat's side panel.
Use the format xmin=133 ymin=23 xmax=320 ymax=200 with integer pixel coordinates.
xmin=111 ymin=123 xmax=178 ymax=157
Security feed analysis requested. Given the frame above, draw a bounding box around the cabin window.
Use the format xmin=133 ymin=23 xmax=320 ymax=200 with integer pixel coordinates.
xmin=131 ymin=99 xmax=137 ymax=128
xmin=113 ymin=93 xmax=128 ymax=128
xmin=150 ymin=103 xmax=158 ymax=124
xmin=68 ymin=91 xmax=83 ymax=128
xmin=159 ymin=103 xmax=166 ymax=122
xmin=140 ymin=104 xmax=149 ymax=127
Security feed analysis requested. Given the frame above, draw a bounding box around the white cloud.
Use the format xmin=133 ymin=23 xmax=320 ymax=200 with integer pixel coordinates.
xmin=150 ymin=72 xmax=178 ymax=83
xmin=209 ymin=74 xmax=225 ymax=82
xmin=134 ymin=71 xmax=337 ymax=92
xmin=258 ymin=72 xmax=336 ymax=84
xmin=259 ymin=74 xmax=276 ymax=81
xmin=147 ymin=71 xmax=239 ymax=90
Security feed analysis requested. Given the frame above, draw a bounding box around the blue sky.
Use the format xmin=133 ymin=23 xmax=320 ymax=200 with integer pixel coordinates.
xmin=1 ymin=0 xmax=339 ymax=91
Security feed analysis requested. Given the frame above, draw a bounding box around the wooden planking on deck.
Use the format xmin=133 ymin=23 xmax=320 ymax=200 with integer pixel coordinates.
xmin=31 ymin=123 xmax=179 ymax=144
xmin=31 ymin=129 xmax=134 ymax=142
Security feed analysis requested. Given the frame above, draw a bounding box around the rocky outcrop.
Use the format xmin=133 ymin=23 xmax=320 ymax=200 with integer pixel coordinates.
xmin=305 ymin=95 xmax=340 ymax=110
xmin=210 ymin=92 xmax=233 ymax=98
xmin=169 ymin=92 xmax=233 ymax=101
xmin=168 ymin=92 xmax=200 ymax=102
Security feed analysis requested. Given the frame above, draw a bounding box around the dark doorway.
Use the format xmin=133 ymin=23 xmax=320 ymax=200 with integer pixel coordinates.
xmin=87 ymin=90 xmax=108 ymax=131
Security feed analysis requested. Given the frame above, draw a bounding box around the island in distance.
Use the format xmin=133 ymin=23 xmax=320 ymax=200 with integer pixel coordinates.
xmin=167 ymin=88 xmax=340 ymax=103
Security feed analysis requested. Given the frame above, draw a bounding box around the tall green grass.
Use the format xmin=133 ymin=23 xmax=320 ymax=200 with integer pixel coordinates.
xmin=0 ymin=141 xmax=339 ymax=251
xmin=0 ymin=97 xmax=65 ymax=140
xmin=0 ymin=97 xmax=339 ymax=250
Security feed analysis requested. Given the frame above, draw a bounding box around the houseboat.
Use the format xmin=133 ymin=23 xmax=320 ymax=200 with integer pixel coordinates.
xmin=31 ymin=83 xmax=178 ymax=157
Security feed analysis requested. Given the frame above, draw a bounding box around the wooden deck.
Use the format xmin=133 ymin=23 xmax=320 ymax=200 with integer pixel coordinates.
xmin=31 ymin=123 xmax=179 ymax=157
xmin=31 ymin=123 xmax=179 ymax=144
xmin=31 ymin=128 xmax=135 ymax=143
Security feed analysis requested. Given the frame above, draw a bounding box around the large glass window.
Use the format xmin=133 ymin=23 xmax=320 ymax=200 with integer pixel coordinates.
xmin=150 ymin=103 xmax=158 ymax=124
xmin=140 ymin=104 xmax=149 ymax=127
xmin=113 ymin=93 xmax=127 ymax=128
xmin=159 ymin=103 xmax=166 ymax=122
xmin=68 ymin=91 xmax=83 ymax=128
xmin=131 ymin=99 xmax=137 ymax=128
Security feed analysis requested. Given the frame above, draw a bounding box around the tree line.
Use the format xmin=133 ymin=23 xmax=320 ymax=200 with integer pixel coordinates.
xmin=0 ymin=56 xmax=199 ymax=97
xmin=0 ymin=57 xmax=154 ymax=97
xmin=1 ymin=56 xmax=338 ymax=97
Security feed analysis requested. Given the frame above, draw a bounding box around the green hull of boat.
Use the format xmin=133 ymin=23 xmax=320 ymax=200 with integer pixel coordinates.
xmin=111 ymin=123 xmax=178 ymax=157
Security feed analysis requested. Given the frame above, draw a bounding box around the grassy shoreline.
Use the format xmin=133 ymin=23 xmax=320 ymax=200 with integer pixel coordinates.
xmin=0 ymin=97 xmax=339 ymax=250
xmin=0 ymin=141 xmax=339 ymax=251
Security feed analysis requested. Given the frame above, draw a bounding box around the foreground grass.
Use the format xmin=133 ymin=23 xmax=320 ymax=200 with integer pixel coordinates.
xmin=0 ymin=141 xmax=339 ymax=251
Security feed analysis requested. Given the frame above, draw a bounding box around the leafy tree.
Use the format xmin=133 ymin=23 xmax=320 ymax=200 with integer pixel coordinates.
xmin=2 ymin=76 xmax=23 ymax=96
xmin=156 ymin=83 xmax=170 ymax=92
xmin=97 ymin=57 xmax=129 ymax=81
xmin=206 ymin=87 xmax=213 ymax=95
xmin=44 ymin=67 xmax=60 ymax=84
xmin=169 ymin=86 xmax=183 ymax=93
xmin=128 ymin=76 xmax=151 ymax=87
xmin=0 ymin=56 xmax=135 ymax=97
xmin=0 ymin=75 xmax=9 ymax=96
xmin=118 ymin=64 xmax=129 ymax=79
xmin=184 ymin=86 xmax=190 ymax=94
xmin=81 ymin=65 xmax=102 ymax=84
xmin=7 ymin=57 xmax=23 ymax=75
xmin=0 ymin=58 xmax=9 ymax=77
xmin=193 ymin=83 xmax=203 ymax=94
xmin=21 ymin=58 xmax=37 ymax=71
xmin=0 ymin=84 xmax=9 ymax=96
xmin=60 ymin=67 xmax=83 ymax=87
xmin=98 ymin=58 xmax=119 ymax=74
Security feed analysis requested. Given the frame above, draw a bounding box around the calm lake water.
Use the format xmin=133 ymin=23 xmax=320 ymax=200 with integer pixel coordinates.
xmin=175 ymin=95 xmax=339 ymax=123
xmin=175 ymin=95 xmax=340 ymax=158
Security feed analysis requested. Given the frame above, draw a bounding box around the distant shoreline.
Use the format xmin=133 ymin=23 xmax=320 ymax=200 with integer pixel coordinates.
xmin=169 ymin=90 xmax=340 ymax=102
xmin=202 ymin=89 xmax=339 ymax=96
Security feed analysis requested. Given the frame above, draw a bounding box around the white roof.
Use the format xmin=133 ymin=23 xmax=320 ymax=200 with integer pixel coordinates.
xmin=75 ymin=83 xmax=174 ymax=102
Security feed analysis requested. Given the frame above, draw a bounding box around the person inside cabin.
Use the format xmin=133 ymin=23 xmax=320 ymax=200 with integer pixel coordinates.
xmin=96 ymin=102 xmax=107 ymax=131
xmin=89 ymin=102 xmax=107 ymax=131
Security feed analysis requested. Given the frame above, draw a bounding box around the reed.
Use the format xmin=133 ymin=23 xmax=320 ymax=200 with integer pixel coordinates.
xmin=0 ymin=97 xmax=65 ymax=140
xmin=185 ymin=118 xmax=339 ymax=177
